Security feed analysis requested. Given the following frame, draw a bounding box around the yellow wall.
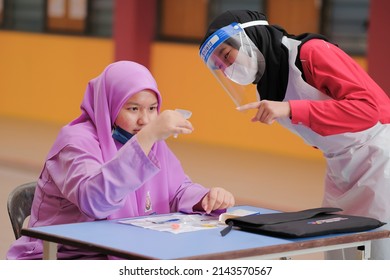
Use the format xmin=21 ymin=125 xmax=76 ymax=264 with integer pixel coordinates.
xmin=0 ymin=31 xmax=113 ymax=124
xmin=2 ymin=31 xmax=369 ymax=161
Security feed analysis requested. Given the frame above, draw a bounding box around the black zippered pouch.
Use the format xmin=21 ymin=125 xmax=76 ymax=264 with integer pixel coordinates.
xmin=221 ymin=207 xmax=385 ymax=238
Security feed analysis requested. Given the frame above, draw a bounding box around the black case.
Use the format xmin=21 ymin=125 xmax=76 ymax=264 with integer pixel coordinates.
xmin=224 ymin=207 xmax=385 ymax=238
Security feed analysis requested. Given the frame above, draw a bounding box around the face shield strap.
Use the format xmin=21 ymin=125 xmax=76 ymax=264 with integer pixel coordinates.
xmin=239 ymin=20 xmax=269 ymax=29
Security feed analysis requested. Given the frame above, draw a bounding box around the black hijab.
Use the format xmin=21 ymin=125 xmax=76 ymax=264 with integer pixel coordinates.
xmin=200 ymin=10 xmax=328 ymax=101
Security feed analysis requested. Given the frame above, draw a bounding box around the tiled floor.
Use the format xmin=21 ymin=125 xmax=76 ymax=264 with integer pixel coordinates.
xmin=0 ymin=117 xmax=326 ymax=259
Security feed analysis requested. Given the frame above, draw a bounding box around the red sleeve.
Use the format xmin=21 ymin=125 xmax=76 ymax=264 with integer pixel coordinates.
xmin=290 ymin=39 xmax=390 ymax=136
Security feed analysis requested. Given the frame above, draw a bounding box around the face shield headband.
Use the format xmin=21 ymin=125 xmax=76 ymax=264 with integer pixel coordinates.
xmin=199 ymin=20 xmax=268 ymax=107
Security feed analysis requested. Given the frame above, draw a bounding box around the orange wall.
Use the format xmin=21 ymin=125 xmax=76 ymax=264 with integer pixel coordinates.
xmin=0 ymin=31 xmax=113 ymax=124
xmin=1 ymin=31 xmax=370 ymax=161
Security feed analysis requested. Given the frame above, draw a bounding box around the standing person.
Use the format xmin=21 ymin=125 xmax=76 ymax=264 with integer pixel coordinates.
xmin=199 ymin=10 xmax=390 ymax=259
xmin=7 ymin=61 xmax=235 ymax=260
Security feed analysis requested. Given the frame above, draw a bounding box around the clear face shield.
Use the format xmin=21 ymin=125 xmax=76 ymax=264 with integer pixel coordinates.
xmin=199 ymin=21 xmax=268 ymax=107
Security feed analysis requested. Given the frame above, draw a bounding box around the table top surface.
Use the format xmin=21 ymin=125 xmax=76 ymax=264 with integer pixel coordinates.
xmin=22 ymin=206 xmax=390 ymax=259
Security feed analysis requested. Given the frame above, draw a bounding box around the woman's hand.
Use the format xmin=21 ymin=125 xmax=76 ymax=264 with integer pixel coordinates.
xmin=137 ymin=110 xmax=194 ymax=154
xmin=148 ymin=110 xmax=194 ymax=140
xmin=194 ymin=187 xmax=235 ymax=214
xmin=237 ymin=101 xmax=291 ymax=124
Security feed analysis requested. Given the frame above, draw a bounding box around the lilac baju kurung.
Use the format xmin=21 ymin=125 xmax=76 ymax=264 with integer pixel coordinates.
xmin=6 ymin=61 xmax=209 ymax=259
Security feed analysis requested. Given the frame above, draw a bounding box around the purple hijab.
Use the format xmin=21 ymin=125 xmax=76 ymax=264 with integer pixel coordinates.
xmin=46 ymin=61 xmax=162 ymax=162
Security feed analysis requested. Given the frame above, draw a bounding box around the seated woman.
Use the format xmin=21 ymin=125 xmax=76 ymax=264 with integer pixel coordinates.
xmin=7 ymin=61 xmax=235 ymax=260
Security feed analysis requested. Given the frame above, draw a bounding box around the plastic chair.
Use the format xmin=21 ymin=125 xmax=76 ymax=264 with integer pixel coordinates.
xmin=7 ymin=182 xmax=36 ymax=239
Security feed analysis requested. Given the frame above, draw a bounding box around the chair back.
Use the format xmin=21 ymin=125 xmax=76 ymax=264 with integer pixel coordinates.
xmin=7 ymin=182 xmax=36 ymax=239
